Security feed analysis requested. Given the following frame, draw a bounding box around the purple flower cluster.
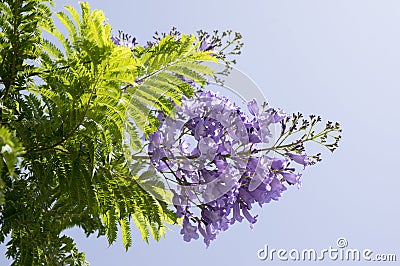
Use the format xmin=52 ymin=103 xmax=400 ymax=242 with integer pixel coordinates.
xmin=147 ymin=91 xmax=309 ymax=246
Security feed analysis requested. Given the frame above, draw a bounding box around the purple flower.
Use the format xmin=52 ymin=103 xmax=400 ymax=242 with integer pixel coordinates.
xmin=281 ymin=172 xmax=302 ymax=185
xmin=181 ymin=217 xmax=199 ymax=242
xmin=198 ymin=223 xmax=217 ymax=247
xmin=172 ymin=192 xmax=186 ymax=218
xmin=287 ymin=153 xmax=310 ymax=169
xmin=231 ymin=201 xmax=244 ymax=224
xmin=266 ymin=108 xmax=287 ymax=123
xmin=247 ymin=99 xmax=260 ymax=116
xmin=268 ymin=177 xmax=287 ymax=201
xmin=241 ymin=203 xmax=258 ymax=229
xmin=270 ymin=158 xmax=288 ymax=170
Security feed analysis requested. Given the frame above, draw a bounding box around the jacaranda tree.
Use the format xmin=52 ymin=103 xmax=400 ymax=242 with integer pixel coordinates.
xmin=0 ymin=1 xmax=341 ymax=265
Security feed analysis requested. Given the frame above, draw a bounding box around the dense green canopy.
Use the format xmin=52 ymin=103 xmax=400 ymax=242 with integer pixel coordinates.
xmin=0 ymin=1 xmax=230 ymax=264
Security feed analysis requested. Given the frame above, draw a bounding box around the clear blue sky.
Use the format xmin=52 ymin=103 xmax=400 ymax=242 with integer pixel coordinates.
xmin=2 ymin=1 xmax=400 ymax=265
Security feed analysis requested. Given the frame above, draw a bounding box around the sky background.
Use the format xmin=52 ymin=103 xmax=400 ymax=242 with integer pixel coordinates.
xmin=2 ymin=0 xmax=400 ymax=265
